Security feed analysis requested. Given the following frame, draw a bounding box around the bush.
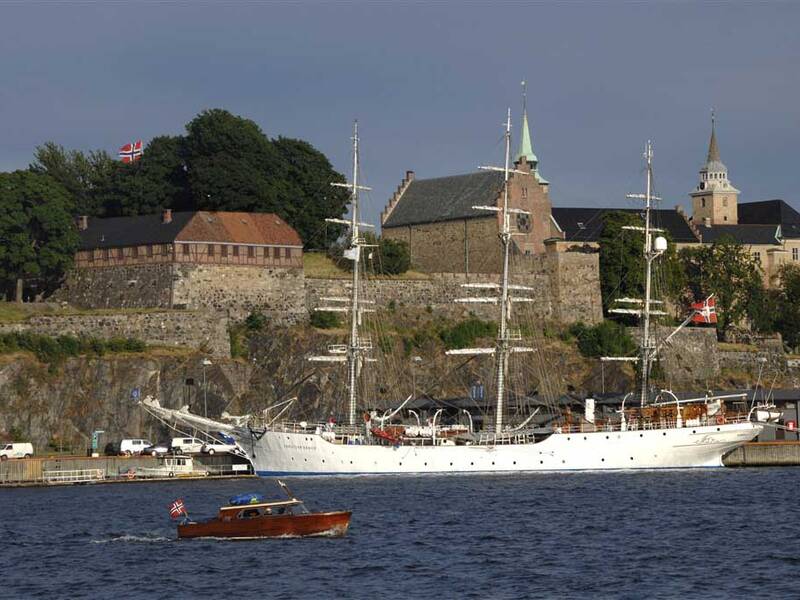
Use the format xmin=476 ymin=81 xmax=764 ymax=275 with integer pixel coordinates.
xmin=310 ymin=311 xmax=340 ymax=329
xmin=0 ymin=332 xmax=147 ymax=365
xmin=245 ymin=311 xmax=268 ymax=331
xmin=375 ymin=237 xmax=411 ymax=275
xmin=439 ymin=317 xmax=496 ymax=350
xmin=569 ymin=320 xmax=636 ymax=358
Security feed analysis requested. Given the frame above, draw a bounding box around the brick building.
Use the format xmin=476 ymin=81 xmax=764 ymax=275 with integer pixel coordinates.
xmin=381 ymin=107 xmax=560 ymax=274
xmin=55 ymin=210 xmax=307 ymax=321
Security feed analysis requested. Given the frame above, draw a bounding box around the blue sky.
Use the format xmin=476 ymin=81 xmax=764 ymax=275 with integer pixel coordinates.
xmin=2 ymin=2 xmax=798 ymax=226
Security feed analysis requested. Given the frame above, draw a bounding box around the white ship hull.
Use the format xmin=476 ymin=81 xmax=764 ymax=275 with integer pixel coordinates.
xmin=240 ymin=421 xmax=762 ymax=476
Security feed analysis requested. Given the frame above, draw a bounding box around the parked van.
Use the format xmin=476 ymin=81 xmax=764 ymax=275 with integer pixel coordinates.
xmin=170 ymin=437 xmax=205 ymax=454
xmin=0 ymin=442 xmax=34 ymax=460
xmin=119 ymin=439 xmax=152 ymax=456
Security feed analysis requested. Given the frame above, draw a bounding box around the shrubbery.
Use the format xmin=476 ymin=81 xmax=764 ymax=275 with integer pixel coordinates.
xmin=0 ymin=333 xmax=146 ymax=364
xmin=568 ymin=320 xmax=636 ymax=358
xmin=438 ymin=317 xmax=496 ymax=350
xmin=310 ymin=311 xmax=341 ymax=329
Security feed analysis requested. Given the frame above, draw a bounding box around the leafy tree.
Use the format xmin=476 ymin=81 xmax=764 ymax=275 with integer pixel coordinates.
xmin=568 ymin=320 xmax=637 ymax=358
xmin=598 ymin=211 xmax=685 ymax=314
xmin=272 ymin=137 xmax=349 ymax=249
xmin=30 ymin=142 xmax=116 ymax=216
xmin=184 ymin=109 xmax=287 ymax=213
xmin=373 ymin=236 xmax=411 ymax=275
xmin=679 ymin=235 xmax=764 ymax=338
xmin=0 ymin=171 xmax=79 ymax=298
xmin=774 ymin=264 xmax=800 ymax=349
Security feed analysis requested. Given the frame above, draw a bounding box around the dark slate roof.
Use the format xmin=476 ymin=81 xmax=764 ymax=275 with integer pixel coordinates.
xmin=551 ymin=207 xmax=698 ymax=244
xmin=699 ymin=224 xmax=781 ymax=245
xmin=382 ymin=171 xmax=504 ymax=228
xmin=78 ymin=212 xmax=195 ymax=250
xmin=739 ymin=199 xmax=800 ymax=238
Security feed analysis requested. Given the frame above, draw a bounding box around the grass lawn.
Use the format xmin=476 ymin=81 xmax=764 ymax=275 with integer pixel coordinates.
xmin=0 ymin=302 xmax=197 ymax=323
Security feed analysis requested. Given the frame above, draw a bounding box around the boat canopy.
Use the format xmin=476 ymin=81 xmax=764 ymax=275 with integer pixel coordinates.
xmin=229 ymin=493 xmax=265 ymax=506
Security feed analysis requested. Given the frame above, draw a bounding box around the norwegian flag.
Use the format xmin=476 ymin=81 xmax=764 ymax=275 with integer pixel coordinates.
xmin=118 ymin=140 xmax=143 ymax=163
xmin=168 ymin=498 xmax=188 ymax=519
xmin=691 ymin=295 xmax=717 ymax=324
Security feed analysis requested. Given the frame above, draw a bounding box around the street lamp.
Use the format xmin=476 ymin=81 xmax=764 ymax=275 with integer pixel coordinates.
xmin=411 ymin=356 xmax=422 ymax=399
xmin=202 ymin=358 xmax=213 ymax=417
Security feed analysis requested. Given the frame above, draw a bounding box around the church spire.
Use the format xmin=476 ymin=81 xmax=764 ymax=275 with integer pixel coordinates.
xmin=516 ymin=80 xmax=547 ymax=183
xmin=707 ymin=109 xmax=721 ymax=163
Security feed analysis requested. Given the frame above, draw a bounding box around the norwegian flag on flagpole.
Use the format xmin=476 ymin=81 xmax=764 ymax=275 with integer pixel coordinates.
xmin=168 ymin=498 xmax=188 ymax=519
xmin=691 ymin=295 xmax=717 ymax=324
xmin=119 ymin=140 xmax=143 ymax=163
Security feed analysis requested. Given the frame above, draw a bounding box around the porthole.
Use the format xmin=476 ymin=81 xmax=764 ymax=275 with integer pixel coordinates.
xmin=304 ymin=458 xmax=307 ymax=462
xmin=540 ymin=460 xmax=544 ymax=464
xmin=583 ymin=436 xmax=587 ymax=440
xmin=562 ymin=460 xmax=565 ymax=464
xmin=491 ymin=462 xmax=495 ymax=466
xmin=567 ymin=437 xmax=571 ymax=441
xmin=601 ymin=458 xmax=605 ymax=462
xmin=349 ymin=461 xmax=353 ymax=464
xmin=639 ymin=434 xmax=643 ymax=438
xmin=630 ymin=457 xmax=634 ymax=460
xmin=513 ymin=461 xmax=517 ymax=465
xmin=424 ymin=462 xmax=427 ymax=466
xmin=470 ymin=462 xmax=474 ymax=466
xmin=399 ymin=462 xmax=402 ymax=466
xmin=662 ymin=432 xmax=667 ymax=436
xmin=322 ymin=460 xmax=325 ymax=463
xmin=692 ymin=430 xmax=696 ymax=434
xmin=605 ymin=435 xmax=609 ymax=439
xmin=716 ymin=427 xmax=721 ymax=432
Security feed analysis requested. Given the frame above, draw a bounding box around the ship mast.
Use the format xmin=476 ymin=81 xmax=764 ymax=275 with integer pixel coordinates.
xmin=311 ymin=121 xmax=374 ymax=426
xmin=447 ymin=109 xmax=536 ymax=432
xmin=610 ymin=141 xmax=666 ymax=407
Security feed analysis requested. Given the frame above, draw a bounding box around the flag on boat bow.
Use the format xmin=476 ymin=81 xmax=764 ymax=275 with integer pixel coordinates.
xmin=691 ymin=295 xmax=717 ymax=324
xmin=169 ymin=498 xmax=188 ymax=519
xmin=119 ymin=140 xmax=143 ymax=163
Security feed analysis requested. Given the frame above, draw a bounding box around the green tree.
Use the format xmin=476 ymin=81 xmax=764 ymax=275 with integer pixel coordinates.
xmin=0 ymin=171 xmax=79 ymax=298
xmin=598 ymin=211 xmax=685 ymax=314
xmin=184 ymin=108 xmax=287 ymax=213
xmin=774 ymin=264 xmax=800 ymax=349
xmin=30 ymin=142 xmax=116 ymax=216
xmin=272 ymin=137 xmax=349 ymax=249
xmin=373 ymin=236 xmax=411 ymax=275
xmin=679 ymin=235 xmax=764 ymax=338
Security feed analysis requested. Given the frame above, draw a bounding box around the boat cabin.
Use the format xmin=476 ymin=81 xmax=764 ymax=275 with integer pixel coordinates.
xmin=218 ymin=499 xmax=309 ymax=521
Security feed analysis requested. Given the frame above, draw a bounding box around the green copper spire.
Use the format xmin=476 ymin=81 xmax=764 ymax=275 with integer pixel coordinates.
xmin=707 ymin=109 xmax=721 ymax=164
xmin=516 ymin=81 xmax=547 ymax=183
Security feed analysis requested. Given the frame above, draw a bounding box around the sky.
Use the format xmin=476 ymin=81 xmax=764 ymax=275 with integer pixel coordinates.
xmin=2 ymin=2 xmax=799 ymax=227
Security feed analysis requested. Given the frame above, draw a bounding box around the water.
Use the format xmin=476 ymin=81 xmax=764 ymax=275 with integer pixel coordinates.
xmin=1 ymin=469 xmax=797 ymax=599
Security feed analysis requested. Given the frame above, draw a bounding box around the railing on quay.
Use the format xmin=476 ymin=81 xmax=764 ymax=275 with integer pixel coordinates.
xmin=43 ymin=469 xmax=105 ymax=484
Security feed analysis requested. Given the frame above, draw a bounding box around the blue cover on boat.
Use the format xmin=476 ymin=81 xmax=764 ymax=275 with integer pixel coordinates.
xmin=229 ymin=493 xmax=265 ymax=506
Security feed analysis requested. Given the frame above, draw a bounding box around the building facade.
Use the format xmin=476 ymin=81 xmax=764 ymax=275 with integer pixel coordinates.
xmin=55 ymin=210 xmax=307 ymax=321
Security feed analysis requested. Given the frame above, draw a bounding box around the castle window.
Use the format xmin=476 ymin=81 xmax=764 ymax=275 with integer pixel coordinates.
xmin=221 ymin=245 xmax=228 ymax=258
xmin=146 ymin=245 xmax=153 ymax=257
xmin=723 ymin=197 xmax=728 ymax=207
xmin=793 ymin=248 xmax=798 ymax=261
xmin=117 ymin=248 xmax=124 ymax=259
xmin=132 ymin=246 xmax=139 ymax=258
xmin=208 ymin=244 xmax=215 ymax=257
xmin=182 ymin=244 xmax=190 ymax=256
xmin=248 ymin=246 xmax=255 ymax=258
xmin=284 ymin=247 xmax=291 ymax=259
xmin=233 ymin=245 xmax=239 ymax=257
xmin=521 ymin=187 xmax=528 ymax=199
xmin=702 ymin=198 xmax=706 ymax=208
xmin=103 ymin=249 xmax=110 ymax=260
xmin=753 ymin=251 xmax=761 ymax=264
xmin=273 ymin=247 xmax=280 ymax=259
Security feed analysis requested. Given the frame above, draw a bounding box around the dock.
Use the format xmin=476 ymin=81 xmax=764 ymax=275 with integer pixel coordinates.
xmin=0 ymin=453 xmax=255 ymax=488
xmin=723 ymin=441 xmax=800 ymax=467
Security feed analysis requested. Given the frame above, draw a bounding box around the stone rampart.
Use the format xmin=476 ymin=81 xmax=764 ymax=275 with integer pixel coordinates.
xmin=306 ymin=252 xmax=602 ymax=326
xmin=0 ymin=310 xmax=230 ymax=357
xmin=51 ymin=264 xmax=174 ymax=309
xmin=171 ymin=264 xmax=306 ymax=323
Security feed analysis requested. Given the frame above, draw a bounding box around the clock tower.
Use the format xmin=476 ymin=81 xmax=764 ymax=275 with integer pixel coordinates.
xmin=690 ymin=112 xmax=740 ymax=224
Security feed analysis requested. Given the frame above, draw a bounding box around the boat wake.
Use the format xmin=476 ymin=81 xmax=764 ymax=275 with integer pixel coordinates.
xmin=91 ymin=534 xmax=172 ymax=544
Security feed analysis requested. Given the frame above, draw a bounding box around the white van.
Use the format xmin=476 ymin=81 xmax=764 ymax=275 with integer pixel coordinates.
xmin=170 ymin=437 xmax=205 ymax=454
xmin=0 ymin=442 xmax=34 ymax=460
xmin=119 ymin=439 xmax=152 ymax=456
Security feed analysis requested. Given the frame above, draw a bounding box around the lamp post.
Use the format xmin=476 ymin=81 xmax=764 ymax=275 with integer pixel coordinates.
xmin=202 ymin=358 xmax=213 ymax=417
xmin=411 ymin=356 xmax=422 ymax=399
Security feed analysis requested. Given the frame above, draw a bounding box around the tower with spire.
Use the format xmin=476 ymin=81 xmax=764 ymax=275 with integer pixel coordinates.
xmin=690 ymin=110 xmax=740 ymax=225
xmin=515 ymin=81 xmax=547 ymax=185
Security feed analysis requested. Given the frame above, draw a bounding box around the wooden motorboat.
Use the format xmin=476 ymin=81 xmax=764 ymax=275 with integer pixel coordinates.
xmin=176 ymin=482 xmax=351 ymax=539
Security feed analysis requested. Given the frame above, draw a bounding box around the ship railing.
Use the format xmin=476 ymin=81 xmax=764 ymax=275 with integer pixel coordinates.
xmin=43 ymin=469 xmax=105 ymax=484
xmin=555 ymin=412 xmax=750 ymax=435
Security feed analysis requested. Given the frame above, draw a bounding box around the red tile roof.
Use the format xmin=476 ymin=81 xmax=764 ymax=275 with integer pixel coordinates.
xmin=176 ymin=212 xmax=303 ymax=247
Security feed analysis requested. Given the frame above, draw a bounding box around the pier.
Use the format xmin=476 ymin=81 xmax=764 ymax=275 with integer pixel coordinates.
xmin=723 ymin=441 xmax=800 ymax=467
xmin=0 ymin=453 xmax=254 ymax=487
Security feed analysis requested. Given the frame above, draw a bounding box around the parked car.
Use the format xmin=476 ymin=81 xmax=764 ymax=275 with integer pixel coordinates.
xmin=201 ymin=432 xmax=242 ymax=456
xmin=170 ymin=437 xmax=205 ymax=454
xmin=0 ymin=442 xmax=34 ymax=461
xmin=142 ymin=443 xmax=170 ymax=457
xmin=119 ymin=439 xmax=152 ymax=456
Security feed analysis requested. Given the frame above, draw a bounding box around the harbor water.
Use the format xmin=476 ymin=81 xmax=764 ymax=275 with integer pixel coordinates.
xmin=2 ymin=468 xmax=797 ymax=599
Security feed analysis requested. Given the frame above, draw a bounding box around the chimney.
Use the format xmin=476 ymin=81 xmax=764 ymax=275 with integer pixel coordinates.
xmin=703 ymin=217 xmax=712 ymax=228
xmin=77 ymin=215 xmax=88 ymax=231
xmin=162 ymin=208 xmax=173 ymax=224
xmin=405 ymin=170 xmax=415 ymax=182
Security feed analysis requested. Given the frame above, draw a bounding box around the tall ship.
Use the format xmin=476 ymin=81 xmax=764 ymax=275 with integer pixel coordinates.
xmin=143 ymin=116 xmax=769 ymax=475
